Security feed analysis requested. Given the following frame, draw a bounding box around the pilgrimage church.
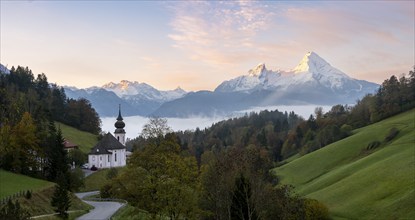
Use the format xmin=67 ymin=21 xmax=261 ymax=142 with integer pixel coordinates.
xmin=88 ymin=106 xmax=128 ymax=169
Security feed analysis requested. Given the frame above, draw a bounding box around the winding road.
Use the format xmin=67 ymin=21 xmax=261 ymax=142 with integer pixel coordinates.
xmin=75 ymin=191 xmax=124 ymax=220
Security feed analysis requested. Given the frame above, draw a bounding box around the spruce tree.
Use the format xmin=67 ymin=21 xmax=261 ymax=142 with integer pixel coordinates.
xmin=51 ymin=172 xmax=71 ymax=219
xmin=230 ymin=174 xmax=257 ymax=220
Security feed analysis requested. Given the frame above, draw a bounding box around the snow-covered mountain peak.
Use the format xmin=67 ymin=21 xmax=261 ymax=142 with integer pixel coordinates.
xmin=248 ymin=63 xmax=267 ymax=77
xmin=214 ymin=52 xmax=378 ymax=93
xmin=293 ymin=51 xmax=330 ymax=74
xmin=173 ymin=86 xmax=186 ymax=93
xmin=0 ymin=63 xmax=10 ymax=74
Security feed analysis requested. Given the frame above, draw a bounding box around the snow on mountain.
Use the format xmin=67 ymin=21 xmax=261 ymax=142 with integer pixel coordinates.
xmin=215 ymin=63 xmax=278 ymax=92
xmin=65 ymin=81 xmax=187 ymax=117
xmin=215 ymin=51 xmax=375 ymax=94
xmin=0 ymin=64 xmax=10 ymax=74
xmin=102 ymin=80 xmax=187 ymax=102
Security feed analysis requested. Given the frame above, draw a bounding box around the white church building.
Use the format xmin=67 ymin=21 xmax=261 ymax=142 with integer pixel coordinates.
xmin=88 ymin=106 xmax=128 ymax=169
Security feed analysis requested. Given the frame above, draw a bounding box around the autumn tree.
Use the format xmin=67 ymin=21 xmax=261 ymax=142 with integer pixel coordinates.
xmin=106 ymin=134 xmax=200 ymax=219
xmin=140 ymin=117 xmax=172 ymax=140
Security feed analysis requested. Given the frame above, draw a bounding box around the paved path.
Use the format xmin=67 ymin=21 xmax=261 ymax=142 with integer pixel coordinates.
xmin=75 ymin=191 xmax=124 ymax=220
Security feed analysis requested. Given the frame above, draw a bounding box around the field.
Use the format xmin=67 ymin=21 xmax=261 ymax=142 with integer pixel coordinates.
xmin=274 ymin=109 xmax=415 ymax=219
xmin=0 ymin=170 xmax=92 ymax=218
xmin=56 ymin=122 xmax=98 ymax=154
xmin=79 ymin=167 xmax=124 ymax=192
xmin=0 ymin=169 xmax=54 ymax=199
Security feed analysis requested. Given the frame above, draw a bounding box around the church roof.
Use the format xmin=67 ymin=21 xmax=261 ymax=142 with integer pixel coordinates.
xmin=89 ymin=133 xmax=125 ymax=155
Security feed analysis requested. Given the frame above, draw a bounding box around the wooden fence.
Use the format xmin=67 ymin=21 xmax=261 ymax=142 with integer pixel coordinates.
xmin=0 ymin=190 xmax=32 ymax=205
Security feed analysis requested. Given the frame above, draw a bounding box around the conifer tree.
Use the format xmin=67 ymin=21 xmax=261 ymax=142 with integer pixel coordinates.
xmin=51 ymin=172 xmax=71 ymax=219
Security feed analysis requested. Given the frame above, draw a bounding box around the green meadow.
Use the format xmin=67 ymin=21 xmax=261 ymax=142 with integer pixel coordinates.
xmin=274 ymin=109 xmax=415 ymax=219
xmin=0 ymin=169 xmax=54 ymax=199
xmin=56 ymin=122 xmax=98 ymax=154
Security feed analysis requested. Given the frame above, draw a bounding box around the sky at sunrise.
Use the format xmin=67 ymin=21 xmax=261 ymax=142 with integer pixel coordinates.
xmin=1 ymin=1 xmax=414 ymax=91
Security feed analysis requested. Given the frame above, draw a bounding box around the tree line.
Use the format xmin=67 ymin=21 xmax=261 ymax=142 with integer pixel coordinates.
xmin=128 ymin=67 xmax=415 ymax=164
xmin=119 ymin=67 xmax=414 ymax=219
xmin=1 ymin=66 xmax=97 ymax=218
xmin=0 ymin=66 xmax=101 ymax=134
xmin=104 ymin=119 xmax=330 ymax=219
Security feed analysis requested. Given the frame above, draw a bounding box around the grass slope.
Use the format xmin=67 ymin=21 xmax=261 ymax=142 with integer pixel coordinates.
xmin=274 ymin=109 xmax=415 ymax=219
xmin=56 ymin=122 xmax=98 ymax=154
xmin=17 ymin=186 xmax=92 ymax=217
xmin=0 ymin=170 xmax=92 ymax=218
xmin=79 ymin=167 xmax=124 ymax=192
xmin=0 ymin=169 xmax=54 ymax=199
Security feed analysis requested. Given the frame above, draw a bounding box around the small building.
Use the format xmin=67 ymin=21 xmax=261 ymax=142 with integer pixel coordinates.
xmin=88 ymin=105 xmax=127 ymax=169
xmin=63 ymin=139 xmax=78 ymax=153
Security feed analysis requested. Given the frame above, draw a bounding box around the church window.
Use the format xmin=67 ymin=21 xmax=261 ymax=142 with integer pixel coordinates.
xmin=92 ymin=156 xmax=95 ymax=161
xmin=108 ymin=155 xmax=110 ymax=162
xmin=117 ymin=136 xmax=119 ymax=141
xmin=115 ymin=153 xmax=117 ymax=162
xmin=100 ymin=156 xmax=102 ymax=161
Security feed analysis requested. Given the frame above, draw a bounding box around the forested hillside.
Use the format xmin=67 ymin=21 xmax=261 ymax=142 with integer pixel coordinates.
xmin=129 ymin=67 xmax=415 ymax=166
xmin=0 ymin=66 xmax=101 ymax=134
xmin=0 ymin=66 xmax=101 ymax=175
xmin=0 ymin=66 xmax=100 ymax=218
xmin=121 ymin=67 xmax=414 ymax=219
xmin=274 ymin=109 xmax=415 ymax=219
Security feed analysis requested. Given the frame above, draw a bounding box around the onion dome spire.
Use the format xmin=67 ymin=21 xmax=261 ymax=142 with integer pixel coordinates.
xmin=116 ymin=104 xmax=123 ymax=121
xmin=114 ymin=104 xmax=125 ymax=133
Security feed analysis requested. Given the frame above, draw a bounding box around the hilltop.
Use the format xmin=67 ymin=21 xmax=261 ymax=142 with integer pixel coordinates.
xmin=274 ymin=109 xmax=415 ymax=219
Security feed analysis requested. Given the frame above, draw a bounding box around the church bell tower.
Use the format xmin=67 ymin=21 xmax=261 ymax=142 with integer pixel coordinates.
xmin=114 ymin=104 xmax=126 ymax=145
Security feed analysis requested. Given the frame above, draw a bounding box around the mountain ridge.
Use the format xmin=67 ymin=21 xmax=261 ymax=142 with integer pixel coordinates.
xmin=64 ymin=52 xmax=379 ymax=117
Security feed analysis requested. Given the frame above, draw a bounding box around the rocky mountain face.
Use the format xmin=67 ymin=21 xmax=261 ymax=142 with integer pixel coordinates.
xmin=154 ymin=52 xmax=379 ymax=117
xmin=64 ymin=81 xmax=187 ymax=117
xmin=64 ymin=52 xmax=379 ymax=118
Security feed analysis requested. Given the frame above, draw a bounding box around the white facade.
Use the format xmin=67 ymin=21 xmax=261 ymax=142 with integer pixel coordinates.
xmin=88 ymin=106 xmax=128 ymax=169
xmin=114 ymin=133 xmax=125 ymax=145
xmin=88 ymin=148 xmax=126 ymax=169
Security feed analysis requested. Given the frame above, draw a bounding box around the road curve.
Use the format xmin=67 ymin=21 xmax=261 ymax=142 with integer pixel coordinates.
xmin=75 ymin=191 xmax=124 ymax=220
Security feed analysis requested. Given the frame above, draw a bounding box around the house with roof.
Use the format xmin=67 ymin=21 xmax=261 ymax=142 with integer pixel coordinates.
xmin=63 ymin=139 xmax=78 ymax=152
xmin=88 ymin=106 xmax=127 ymax=169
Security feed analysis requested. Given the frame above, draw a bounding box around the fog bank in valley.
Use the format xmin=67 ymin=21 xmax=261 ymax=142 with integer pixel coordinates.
xmin=101 ymin=105 xmax=333 ymax=140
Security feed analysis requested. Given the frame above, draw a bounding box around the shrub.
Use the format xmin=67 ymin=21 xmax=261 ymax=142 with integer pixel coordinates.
xmin=340 ymin=124 xmax=353 ymax=137
xmin=24 ymin=190 xmax=32 ymax=200
xmin=69 ymin=167 xmax=85 ymax=191
xmin=304 ymin=198 xmax=330 ymax=220
xmin=0 ymin=199 xmax=30 ymax=220
xmin=106 ymin=168 xmax=118 ymax=180
xmin=367 ymin=141 xmax=381 ymax=150
xmin=100 ymin=184 xmax=112 ymax=198
xmin=384 ymin=127 xmax=399 ymax=142
xmin=90 ymin=165 xmax=98 ymax=171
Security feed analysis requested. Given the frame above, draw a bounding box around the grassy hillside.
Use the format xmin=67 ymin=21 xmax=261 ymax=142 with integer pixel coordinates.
xmin=0 ymin=169 xmax=54 ymax=199
xmin=274 ymin=109 xmax=415 ymax=219
xmin=0 ymin=170 xmax=91 ymax=218
xmin=56 ymin=122 xmax=98 ymax=154
xmin=79 ymin=167 xmax=124 ymax=192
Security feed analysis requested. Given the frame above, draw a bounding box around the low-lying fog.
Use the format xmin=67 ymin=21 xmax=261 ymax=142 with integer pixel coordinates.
xmin=101 ymin=105 xmax=333 ymax=140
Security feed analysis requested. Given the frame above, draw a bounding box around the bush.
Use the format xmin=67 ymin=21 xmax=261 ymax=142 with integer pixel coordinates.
xmin=0 ymin=199 xmax=30 ymax=220
xmin=24 ymin=190 xmax=32 ymax=200
xmin=90 ymin=165 xmax=98 ymax=171
xmin=340 ymin=124 xmax=353 ymax=136
xmin=367 ymin=141 xmax=381 ymax=150
xmin=106 ymin=168 xmax=118 ymax=180
xmin=384 ymin=127 xmax=399 ymax=142
xmin=100 ymin=184 xmax=112 ymax=198
xmin=69 ymin=167 xmax=85 ymax=191
xmin=304 ymin=198 xmax=330 ymax=220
